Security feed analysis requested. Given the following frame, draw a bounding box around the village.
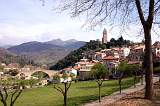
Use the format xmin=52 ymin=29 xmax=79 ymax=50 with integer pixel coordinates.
xmin=0 ymin=29 xmax=160 ymax=86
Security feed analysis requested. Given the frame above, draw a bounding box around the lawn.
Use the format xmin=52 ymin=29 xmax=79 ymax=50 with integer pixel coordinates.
xmin=1 ymin=77 xmax=138 ymax=106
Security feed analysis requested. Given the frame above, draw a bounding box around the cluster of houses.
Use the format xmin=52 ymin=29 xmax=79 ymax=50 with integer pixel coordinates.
xmin=62 ymin=41 xmax=160 ymax=81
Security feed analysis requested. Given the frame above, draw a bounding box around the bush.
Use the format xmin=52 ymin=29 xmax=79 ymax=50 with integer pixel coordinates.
xmin=154 ymin=66 xmax=160 ymax=74
xmin=117 ymin=61 xmax=139 ymax=77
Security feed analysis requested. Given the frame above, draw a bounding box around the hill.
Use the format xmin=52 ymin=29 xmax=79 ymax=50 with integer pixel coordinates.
xmin=7 ymin=41 xmax=63 ymax=54
xmin=0 ymin=48 xmax=34 ymax=66
xmin=64 ymin=41 xmax=86 ymax=49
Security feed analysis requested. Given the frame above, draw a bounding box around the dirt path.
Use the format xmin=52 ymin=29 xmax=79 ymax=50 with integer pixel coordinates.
xmin=83 ymin=77 xmax=159 ymax=106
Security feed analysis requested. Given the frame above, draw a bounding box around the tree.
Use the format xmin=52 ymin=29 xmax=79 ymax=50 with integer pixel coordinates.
xmin=0 ymin=65 xmax=4 ymax=71
xmin=47 ymin=0 xmax=160 ymax=99
xmin=116 ymin=61 xmax=140 ymax=92
xmin=113 ymin=71 xmax=124 ymax=94
xmin=53 ymin=73 xmax=72 ymax=106
xmin=32 ymin=71 xmax=49 ymax=79
xmin=108 ymin=36 xmax=132 ymax=47
xmin=25 ymin=77 xmax=39 ymax=88
xmin=0 ymin=78 xmax=23 ymax=106
xmin=91 ymin=63 xmax=108 ymax=102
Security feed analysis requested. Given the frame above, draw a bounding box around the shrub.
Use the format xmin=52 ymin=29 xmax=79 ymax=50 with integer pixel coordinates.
xmin=154 ymin=66 xmax=160 ymax=74
xmin=117 ymin=61 xmax=139 ymax=77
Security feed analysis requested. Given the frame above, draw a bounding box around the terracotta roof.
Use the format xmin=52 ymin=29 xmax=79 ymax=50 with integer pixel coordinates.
xmin=73 ymin=66 xmax=81 ymax=70
xmin=127 ymin=61 xmax=141 ymax=64
xmin=103 ymin=55 xmax=119 ymax=60
xmin=8 ymin=63 xmax=20 ymax=68
xmin=134 ymin=45 xmax=145 ymax=50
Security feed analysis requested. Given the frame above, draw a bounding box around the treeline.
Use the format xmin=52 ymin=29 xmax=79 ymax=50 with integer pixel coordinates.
xmin=0 ymin=54 xmax=36 ymax=67
xmin=106 ymin=36 xmax=132 ymax=48
xmin=50 ymin=36 xmax=132 ymax=70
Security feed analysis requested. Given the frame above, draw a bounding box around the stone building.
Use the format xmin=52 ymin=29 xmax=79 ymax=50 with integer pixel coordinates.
xmin=102 ymin=28 xmax=108 ymax=44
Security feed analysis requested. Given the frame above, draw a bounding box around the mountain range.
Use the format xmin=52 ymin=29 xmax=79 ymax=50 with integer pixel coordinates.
xmin=6 ymin=39 xmax=86 ymax=66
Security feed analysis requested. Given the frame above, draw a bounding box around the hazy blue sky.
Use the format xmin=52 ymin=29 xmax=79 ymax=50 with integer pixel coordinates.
xmin=0 ymin=0 xmax=159 ymax=45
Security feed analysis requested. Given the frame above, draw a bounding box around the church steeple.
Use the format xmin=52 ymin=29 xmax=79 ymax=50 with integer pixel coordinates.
xmin=103 ymin=28 xmax=107 ymax=34
xmin=102 ymin=28 xmax=107 ymax=44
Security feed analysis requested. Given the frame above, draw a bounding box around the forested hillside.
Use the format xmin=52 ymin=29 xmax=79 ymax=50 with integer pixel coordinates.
xmin=0 ymin=48 xmax=35 ymax=67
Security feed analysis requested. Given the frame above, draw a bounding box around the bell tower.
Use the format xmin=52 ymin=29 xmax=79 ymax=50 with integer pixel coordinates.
xmin=102 ymin=28 xmax=107 ymax=44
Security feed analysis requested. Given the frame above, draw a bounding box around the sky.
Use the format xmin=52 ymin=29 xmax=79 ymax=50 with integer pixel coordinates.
xmin=0 ymin=0 xmax=159 ymax=46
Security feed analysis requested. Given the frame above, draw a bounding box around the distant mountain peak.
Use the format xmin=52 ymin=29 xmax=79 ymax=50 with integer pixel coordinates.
xmin=45 ymin=38 xmax=85 ymax=49
xmin=65 ymin=39 xmax=77 ymax=42
xmin=22 ymin=41 xmax=40 ymax=45
xmin=51 ymin=38 xmax=63 ymax=41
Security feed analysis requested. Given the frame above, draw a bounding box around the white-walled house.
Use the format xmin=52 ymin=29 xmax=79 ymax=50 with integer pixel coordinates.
xmin=0 ymin=72 xmax=4 ymax=76
xmin=75 ymin=58 xmax=98 ymax=80
xmin=119 ymin=47 xmax=130 ymax=58
xmin=102 ymin=55 xmax=119 ymax=75
xmin=61 ymin=67 xmax=78 ymax=77
xmin=60 ymin=77 xmax=72 ymax=83
xmin=94 ymin=52 xmax=106 ymax=61
xmin=127 ymin=45 xmax=145 ymax=61
xmin=153 ymin=41 xmax=160 ymax=57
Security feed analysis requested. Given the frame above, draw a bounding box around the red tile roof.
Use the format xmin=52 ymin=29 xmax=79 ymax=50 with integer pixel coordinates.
xmin=127 ymin=61 xmax=141 ymax=64
xmin=73 ymin=66 xmax=81 ymax=70
xmin=103 ymin=55 xmax=119 ymax=60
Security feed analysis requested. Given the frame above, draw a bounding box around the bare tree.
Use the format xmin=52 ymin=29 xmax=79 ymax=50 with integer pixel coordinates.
xmin=42 ymin=0 xmax=160 ymax=99
xmin=113 ymin=71 xmax=124 ymax=94
xmin=54 ymin=82 xmax=71 ymax=106
xmin=53 ymin=74 xmax=72 ymax=106
xmin=0 ymin=79 xmax=23 ymax=106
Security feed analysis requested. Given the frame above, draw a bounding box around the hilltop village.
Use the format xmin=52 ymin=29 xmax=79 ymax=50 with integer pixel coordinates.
xmin=60 ymin=29 xmax=160 ymax=80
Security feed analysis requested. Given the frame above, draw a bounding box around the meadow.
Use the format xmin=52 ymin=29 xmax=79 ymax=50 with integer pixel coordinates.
xmin=1 ymin=77 xmax=137 ymax=106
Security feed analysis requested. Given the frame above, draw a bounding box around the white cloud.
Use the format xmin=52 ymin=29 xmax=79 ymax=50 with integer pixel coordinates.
xmin=0 ymin=21 xmax=159 ymax=46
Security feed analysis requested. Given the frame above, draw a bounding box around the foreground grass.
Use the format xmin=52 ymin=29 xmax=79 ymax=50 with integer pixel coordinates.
xmin=1 ymin=77 xmax=138 ymax=106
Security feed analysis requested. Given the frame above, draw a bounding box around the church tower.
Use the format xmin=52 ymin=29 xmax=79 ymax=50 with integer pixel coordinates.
xmin=102 ymin=28 xmax=107 ymax=44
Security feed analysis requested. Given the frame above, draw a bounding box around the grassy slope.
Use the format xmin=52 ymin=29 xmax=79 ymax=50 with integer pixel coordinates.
xmin=2 ymin=77 xmax=137 ymax=106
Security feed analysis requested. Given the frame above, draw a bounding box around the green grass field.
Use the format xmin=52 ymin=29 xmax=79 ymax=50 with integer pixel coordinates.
xmin=1 ymin=77 xmax=138 ymax=106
